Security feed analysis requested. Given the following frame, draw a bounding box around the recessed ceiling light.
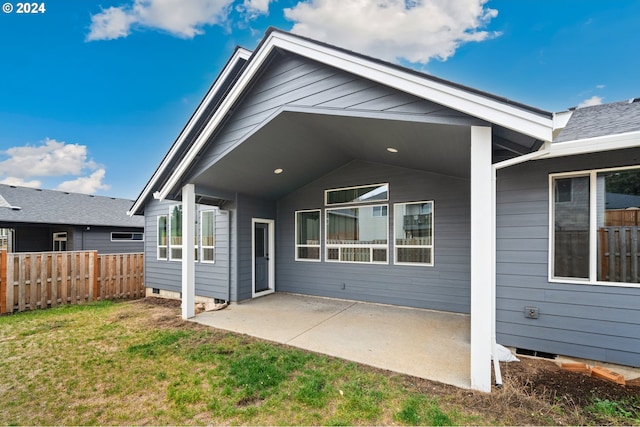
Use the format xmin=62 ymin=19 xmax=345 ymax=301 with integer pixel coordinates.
xmin=387 ymin=147 xmax=398 ymax=153
xmin=274 ymin=168 xmax=284 ymax=174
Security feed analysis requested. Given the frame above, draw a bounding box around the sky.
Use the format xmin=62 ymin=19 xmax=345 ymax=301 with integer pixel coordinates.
xmin=1 ymin=0 xmax=639 ymax=200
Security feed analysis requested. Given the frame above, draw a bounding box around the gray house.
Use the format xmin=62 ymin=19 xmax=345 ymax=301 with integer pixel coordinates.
xmin=0 ymin=184 xmax=144 ymax=253
xmin=129 ymin=28 xmax=640 ymax=392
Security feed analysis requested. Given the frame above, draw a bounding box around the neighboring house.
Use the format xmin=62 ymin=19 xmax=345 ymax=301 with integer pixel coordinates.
xmin=0 ymin=184 xmax=144 ymax=253
xmin=129 ymin=28 xmax=640 ymax=392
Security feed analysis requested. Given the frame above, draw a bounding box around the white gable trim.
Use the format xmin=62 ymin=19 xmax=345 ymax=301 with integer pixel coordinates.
xmin=155 ymin=30 xmax=554 ymax=202
xmin=129 ymin=48 xmax=252 ymax=216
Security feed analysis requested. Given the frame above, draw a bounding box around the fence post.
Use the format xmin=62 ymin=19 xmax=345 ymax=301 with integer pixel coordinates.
xmin=0 ymin=250 xmax=6 ymax=314
xmin=93 ymin=251 xmax=99 ymax=301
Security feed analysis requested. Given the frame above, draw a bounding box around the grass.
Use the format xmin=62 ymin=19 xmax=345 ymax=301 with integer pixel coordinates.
xmin=0 ymin=299 xmax=637 ymax=426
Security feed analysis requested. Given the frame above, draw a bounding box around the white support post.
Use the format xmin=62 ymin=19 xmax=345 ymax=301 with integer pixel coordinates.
xmin=181 ymin=183 xmax=196 ymax=320
xmin=470 ymin=126 xmax=493 ymax=392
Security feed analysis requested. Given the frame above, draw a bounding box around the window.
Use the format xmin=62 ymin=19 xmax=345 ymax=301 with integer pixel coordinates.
xmin=53 ymin=232 xmax=67 ymax=251
xmin=551 ymin=166 xmax=640 ymax=286
xmin=326 ymin=205 xmax=388 ymax=263
xmin=169 ymin=205 xmax=182 ymax=260
xmin=372 ymin=205 xmax=387 ymax=217
xmin=200 ymin=210 xmax=215 ymax=263
xmin=296 ymin=210 xmax=320 ymax=261
xmin=394 ymin=201 xmax=434 ymax=265
xmin=157 ymin=215 xmax=167 ymax=260
xmin=111 ymin=232 xmax=144 ymax=241
xmin=325 ymin=183 xmax=388 ymax=205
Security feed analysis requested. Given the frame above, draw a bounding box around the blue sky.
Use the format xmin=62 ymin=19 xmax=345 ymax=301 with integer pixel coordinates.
xmin=1 ymin=0 xmax=639 ymax=199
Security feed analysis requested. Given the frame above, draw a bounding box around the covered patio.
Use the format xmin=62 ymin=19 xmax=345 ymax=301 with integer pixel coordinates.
xmin=191 ymin=293 xmax=471 ymax=389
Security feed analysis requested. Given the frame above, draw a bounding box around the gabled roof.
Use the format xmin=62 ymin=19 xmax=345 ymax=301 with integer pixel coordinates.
xmin=555 ymin=99 xmax=640 ymax=142
xmin=0 ymin=184 xmax=143 ymax=228
xmin=130 ymin=27 xmax=556 ymax=215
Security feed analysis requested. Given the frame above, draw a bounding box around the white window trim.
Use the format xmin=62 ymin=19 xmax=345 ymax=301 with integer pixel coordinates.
xmin=394 ymin=200 xmax=435 ymax=267
xmin=295 ymin=209 xmax=321 ymax=262
xmin=325 ymin=183 xmax=389 ymax=206
xmin=157 ymin=215 xmax=167 ymax=260
xmin=325 ymin=204 xmax=389 ymax=264
xmin=200 ymin=210 xmax=216 ymax=264
xmin=549 ymin=166 xmax=640 ymax=288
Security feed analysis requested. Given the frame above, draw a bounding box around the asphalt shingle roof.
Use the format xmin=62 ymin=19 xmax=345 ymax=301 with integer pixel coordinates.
xmin=555 ymin=99 xmax=640 ymax=142
xmin=0 ymin=184 xmax=144 ymax=228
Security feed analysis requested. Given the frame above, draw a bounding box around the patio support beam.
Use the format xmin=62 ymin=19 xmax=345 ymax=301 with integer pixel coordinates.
xmin=470 ymin=126 xmax=493 ymax=392
xmin=181 ymin=183 xmax=196 ymax=320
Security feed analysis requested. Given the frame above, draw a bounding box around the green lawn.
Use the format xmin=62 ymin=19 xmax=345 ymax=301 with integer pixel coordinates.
xmin=0 ymin=299 xmax=636 ymax=426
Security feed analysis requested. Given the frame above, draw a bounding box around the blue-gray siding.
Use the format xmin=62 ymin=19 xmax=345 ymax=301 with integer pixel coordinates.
xmin=276 ymin=160 xmax=471 ymax=313
xmin=143 ymin=199 xmax=230 ymax=300
xmin=188 ymin=53 xmax=471 ymax=181
xmin=236 ymin=194 xmax=276 ymax=301
xmin=496 ymin=148 xmax=640 ymax=367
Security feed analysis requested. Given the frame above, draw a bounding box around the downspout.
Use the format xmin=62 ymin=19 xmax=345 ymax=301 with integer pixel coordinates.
xmin=491 ymin=143 xmax=551 ymax=388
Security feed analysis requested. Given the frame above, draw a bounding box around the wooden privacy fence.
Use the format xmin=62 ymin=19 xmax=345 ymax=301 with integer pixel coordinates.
xmin=598 ymin=226 xmax=640 ymax=283
xmin=0 ymin=250 xmax=144 ymax=314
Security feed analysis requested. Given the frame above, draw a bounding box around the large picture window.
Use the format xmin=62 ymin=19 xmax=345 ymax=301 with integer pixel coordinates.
xmin=326 ymin=205 xmax=388 ymax=263
xmin=394 ymin=201 xmax=433 ymax=265
xmin=551 ymin=167 xmax=640 ymax=286
xmin=296 ymin=210 xmax=320 ymax=261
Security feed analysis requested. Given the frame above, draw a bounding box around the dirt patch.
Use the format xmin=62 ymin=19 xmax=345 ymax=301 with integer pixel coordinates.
xmin=501 ymin=357 xmax=640 ymax=406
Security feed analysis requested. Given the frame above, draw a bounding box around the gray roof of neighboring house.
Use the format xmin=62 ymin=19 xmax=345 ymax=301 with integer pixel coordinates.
xmin=605 ymin=192 xmax=640 ymax=210
xmin=0 ymin=184 xmax=144 ymax=228
xmin=555 ymin=99 xmax=640 ymax=142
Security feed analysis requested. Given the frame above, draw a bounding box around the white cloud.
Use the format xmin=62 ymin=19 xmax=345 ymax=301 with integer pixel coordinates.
xmin=0 ymin=138 xmax=109 ymax=195
xmin=0 ymin=177 xmax=42 ymax=188
xmin=87 ymin=0 xmax=234 ymax=41
xmin=86 ymin=6 xmax=135 ymax=41
xmin=577 ymin=96 xmax=603 ymax=108
xmin=57 ymin=169 xmax=111 ymax=194
xmin=284 ymin=0 xmax=500 ymax=64
xmin=237 ymin=0 xmax=272 ymax=20
xmin=0 ymin=138 xmax=97 ymax=178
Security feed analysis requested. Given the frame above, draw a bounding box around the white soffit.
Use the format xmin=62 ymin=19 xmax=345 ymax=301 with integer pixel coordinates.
xmin=157 ymin=30 xmax=555 ymax=201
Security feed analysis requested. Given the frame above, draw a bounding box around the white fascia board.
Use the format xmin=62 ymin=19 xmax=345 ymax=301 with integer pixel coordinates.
xmin=271 ymin=33 xmax=554 ymax=142
xmin=541 ymin=130 xmax=640 ymax=159
xmin=157 ymin=31 xmax=554 ymax=200
xmin=129 ymin=47 xmax=252 ymax=214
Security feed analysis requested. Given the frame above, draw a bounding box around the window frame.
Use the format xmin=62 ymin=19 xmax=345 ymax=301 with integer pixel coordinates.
xmin=549 ymin=166 xmax=640 ymax=288
xmin=295 ymin=209 xmax=321 ymax=262
xmin=200 ymin=210 xmax=216 ymax=264
xmin=393 ymin=200 xmax=434 ymax=266
xmin=325 ymin=183 xmax=389 ymax=206
xmin=169 ymin=205 xmax=183 ymax=261
xmin=157 ymin=215 xmax=167 ymax=260
xmin=111 ymin=232 xmax=144 ymax=242
xmin=325 ymin=204 xmax=389 ymax=264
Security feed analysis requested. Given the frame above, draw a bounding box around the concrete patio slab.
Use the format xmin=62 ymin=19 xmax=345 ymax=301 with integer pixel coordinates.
xmin=191 ymin=293 xmax=471 ymax=389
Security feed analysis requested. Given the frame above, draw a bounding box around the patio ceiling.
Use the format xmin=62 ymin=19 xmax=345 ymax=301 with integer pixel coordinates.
xmin=191 ymin=111 xmax=488 ymax=200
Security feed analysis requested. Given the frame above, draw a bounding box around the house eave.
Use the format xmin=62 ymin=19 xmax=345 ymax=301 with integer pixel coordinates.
xmin=541 ymin=130 xmax=640 ymax=159
xmin=154 ymin=30 xmax=554 ymax=202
